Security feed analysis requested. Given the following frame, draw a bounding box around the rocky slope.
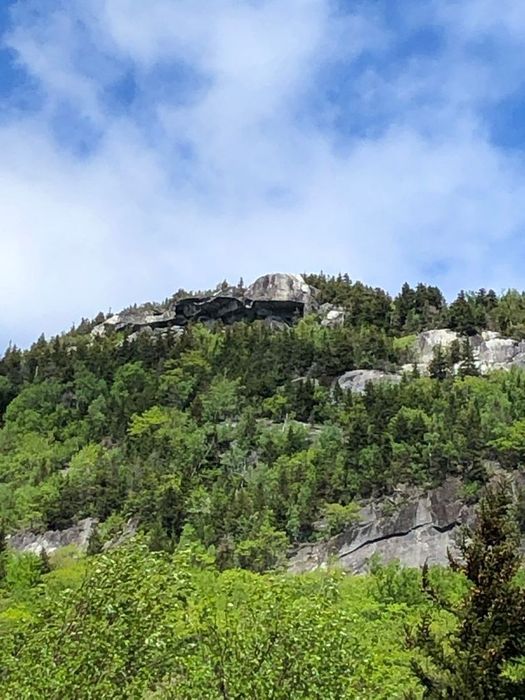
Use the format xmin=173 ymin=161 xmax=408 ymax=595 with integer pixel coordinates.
xmin=10 ymin=473 xmax=523 ymax=574
xmin=7 ymin=518 xmax=97 ymax=555
xmin=92 ymin=273 xmax=525 ymax=381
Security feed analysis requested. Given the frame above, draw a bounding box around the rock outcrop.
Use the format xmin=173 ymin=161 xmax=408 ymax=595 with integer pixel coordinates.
xmin=318 ymin=303 xmax=346 ymax=328
xmin=245 ymin=273 xmax=316 ymax=311
xmin=411 ymin=329 xmax=460 ymax=366
xmin=337 ymin=369 xmax=402 ymax=394
xmin=289 ymin=479 xmax=470 ymax=573
xmin=403 ymin=329 xmax=525 ymax=375
xmin=7 ymin=518 xmax=98 ymax=555
xmin=289 ymin=472 xmax=525 ymax=574
xmin=92 ymin=273 xmax=317 ymax=337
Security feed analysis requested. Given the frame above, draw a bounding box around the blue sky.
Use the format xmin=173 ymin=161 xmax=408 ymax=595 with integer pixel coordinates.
xmin=2 ymin=0 xmax=525 ymax=348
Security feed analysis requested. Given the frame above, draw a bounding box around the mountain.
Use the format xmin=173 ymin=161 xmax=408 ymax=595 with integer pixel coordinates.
xmin=2 ymin=271 xmax=525 ymax=566
xmin=1 ymin=271 xmax=525 ymax=697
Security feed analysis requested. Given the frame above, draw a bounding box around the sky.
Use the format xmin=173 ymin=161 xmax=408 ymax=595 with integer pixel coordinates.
xmin=2 ymin=0 xmax=525 ymax=348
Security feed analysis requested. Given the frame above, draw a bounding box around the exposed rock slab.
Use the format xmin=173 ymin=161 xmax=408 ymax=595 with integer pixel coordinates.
xmin=288 ymin=478 xmax=470 ymax=573
xmin=245 ymin=273 xmax=317 ymax=309
xmin=338 ymin=369 xmax=402 ymax=394
xmin=7 ymin=518 xmax=98 ymax=555
xmin=403 ymin=329 xmax=525 ymax=375
xmin=413 ymin=329 xmax=459 ymax=365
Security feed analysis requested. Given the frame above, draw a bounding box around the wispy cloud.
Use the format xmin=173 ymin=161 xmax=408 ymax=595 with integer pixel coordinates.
xmin=1 ymin=0 xmax=525 ymax=348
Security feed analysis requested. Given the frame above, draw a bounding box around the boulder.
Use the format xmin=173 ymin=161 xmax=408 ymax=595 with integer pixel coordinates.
xmin=338 ymin=369 xmax=402 ymax=394
xmin=319 ymin=303 xmax=345 ymax=328
xmin=245 ymin=273 xmax=316 ymax=310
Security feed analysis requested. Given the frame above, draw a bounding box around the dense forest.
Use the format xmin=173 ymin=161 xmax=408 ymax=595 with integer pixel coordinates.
xmin=1 ymin=273 xmax=525 ymax=697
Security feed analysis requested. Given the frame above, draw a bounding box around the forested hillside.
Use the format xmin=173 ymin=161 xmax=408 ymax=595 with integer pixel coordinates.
xmin=1 ymin=273 xmax=525 ymax=697
xmin=2 ymin=273 xmax=525 ymax=552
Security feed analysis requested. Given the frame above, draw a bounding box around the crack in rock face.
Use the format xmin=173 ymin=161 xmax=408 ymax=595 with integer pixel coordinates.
xmin=288 ymin=478 xmax=471 ymax=574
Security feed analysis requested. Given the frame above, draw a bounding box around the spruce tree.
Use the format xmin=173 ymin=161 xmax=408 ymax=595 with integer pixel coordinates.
xmin=408 ymin=480 xmax=525 ymax=699
xmin=458 ymin=338 xmax=479 ymax=377
xmin=428 ymin=345 xmax=449 ymax=381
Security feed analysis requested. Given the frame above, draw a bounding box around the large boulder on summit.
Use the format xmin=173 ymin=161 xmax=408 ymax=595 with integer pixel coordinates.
xmin=245 ymin=273 xmax=317 ymax=311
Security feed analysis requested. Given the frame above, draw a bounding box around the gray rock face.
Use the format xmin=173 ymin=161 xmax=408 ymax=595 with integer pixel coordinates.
xmin=475 ymin=332 xmax=525 ymax=372
xmin=245 ymin=273 xmax=316 ymax=309
xmin=7 ymin=518 xmax=98 ymax=555
xmin=404 ymin=329 xmax=525 ymax=375
xmin=319 ymin=303 xmax=345 ymax=328
xmin=288 ymin=479 xmax=469 ymax=573
xmin=92 ymin=273 xmax=315 ymax=337
xmin=290 ymin=473 xmax=525 ymax=574
xmin=338 ymin=369 xmax=402 ymax=394
xmin=413 ymin=329 xmax=459 ymax=365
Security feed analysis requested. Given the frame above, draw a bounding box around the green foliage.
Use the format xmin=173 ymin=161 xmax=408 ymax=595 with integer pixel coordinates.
xmin=4 ymin=552 xmax=43 ymax=599
xmin=0 ymin=543 xmax=423 ymax=699
xmin=0 ymin=523 xmax=7 ymax=583
xmin=409 ymin=481 xmax=525 ymax=698
xmin=322 ymin=501 xmax=361 ymax=536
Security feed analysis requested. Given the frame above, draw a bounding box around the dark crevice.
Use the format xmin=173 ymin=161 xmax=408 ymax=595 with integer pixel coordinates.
xmin=338 ymin=519 xmax=460 ymax=559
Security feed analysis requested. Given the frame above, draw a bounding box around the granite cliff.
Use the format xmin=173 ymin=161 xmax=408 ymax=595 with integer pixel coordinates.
xmin=289 ymin=471 xmax=525 ymax=574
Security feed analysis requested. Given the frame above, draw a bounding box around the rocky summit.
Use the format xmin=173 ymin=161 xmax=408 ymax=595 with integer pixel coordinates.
xmin=92 ymin=272 xmax=318 ymax=337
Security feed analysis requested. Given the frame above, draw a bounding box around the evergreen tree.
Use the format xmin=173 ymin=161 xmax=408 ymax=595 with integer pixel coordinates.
xmin=447 ymin=339 xmax=461 ymax=366
xmin=428 ymin=345 xmax=449 ymax=381
xmin=87 ymin=526 xmax=103 ymax=556
xmin=448 ymin=291 xmax=480 ymax=336
xmin=458 ymin=338 xmax=479 ymax=377
xmin=409 ymin=481 xmax=525 ymax=699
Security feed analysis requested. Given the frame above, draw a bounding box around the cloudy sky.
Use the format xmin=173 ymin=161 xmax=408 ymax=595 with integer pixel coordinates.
xmin=1 ymin=0 xmax=525 ymax=348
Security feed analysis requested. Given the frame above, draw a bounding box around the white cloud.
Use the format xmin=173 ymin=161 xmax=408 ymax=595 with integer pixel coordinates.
xmin=1 ymin=0 xmax=525 ymax=348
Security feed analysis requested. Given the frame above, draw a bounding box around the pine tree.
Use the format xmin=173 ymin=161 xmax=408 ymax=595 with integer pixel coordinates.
xmin=408 ymin=480 xmax=525 ymax=699
xmin=87 ymin=526 xmax=103 ymax=556
xmin=458 ymin=338 xmax=479 ymax=377
xmin=448 ymin=291 xmax=480 ymax=336
xmin=428 ymin=345 xmax=449 ymax=381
